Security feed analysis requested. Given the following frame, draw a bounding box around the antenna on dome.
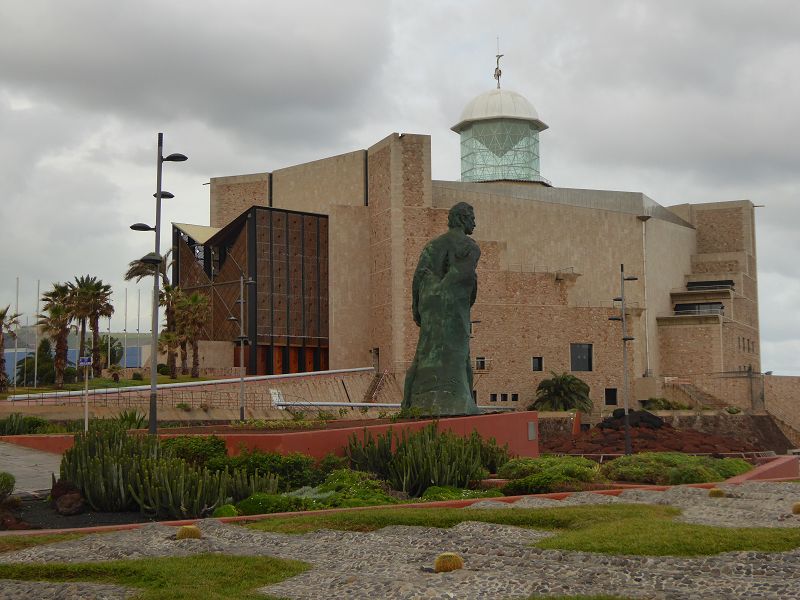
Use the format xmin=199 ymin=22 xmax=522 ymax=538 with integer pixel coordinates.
xmin=494 ymin=36 xmax=503 ymax=89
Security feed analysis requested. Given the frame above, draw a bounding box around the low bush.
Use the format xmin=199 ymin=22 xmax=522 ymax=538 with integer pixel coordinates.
xmin=420 ymin=485 xmax=504 ymax=502
xmin=131 ymin=371 xmax=144 ymax=381
xmin=497 ymin=456 xmax=605 ymax=495
xmin=600 ymin=453 xmax=752 ymax=485
xmin=161 ymin=435 xmax=227 ymax=467
xmin=0 ymin=472 xmax=15 ymax=502
xmin=640 ymin=397 xmax=691 ymax=410
xmin=236 ymin=493 xmax=306 ymax=516
xmin=347 ymin=424 xmax=507 ymax=497
xmin=286 ymin=469 xmax=399 ymax=509
xmin=0 ymin=413 xmax=50 ymax=435
xmin=209 ymin=450 xmax=316 ymax=492
xmin=726 ymin=406 xmax=742 ymax=414
xmin=212 ymin=504 xmax=239 ymax=518
xmin=157 ymin=363 xmax=169 ymax=376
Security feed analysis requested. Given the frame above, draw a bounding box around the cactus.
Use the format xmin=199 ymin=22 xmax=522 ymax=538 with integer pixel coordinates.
xmin=434 ymin=552 xmax=464 ymax=573
xmin=0 ymin=472 xmax=15 ymax=503
xmin=708 ymin=488 xmax=726 ymax=498
xmin=792 ymin=502 xmax=800 ymax=515
xmin=175 ymin=525 xmax=202 ymax=540
xmin=60 ymin=427 xmax=166 ymax=512
xmin=227 ymin=468 xmax=280 ymax=502
xmin=129 ymin=457 xmax=229 ymax=519
xmin=346 ymin=429 xmax=394 ymax=479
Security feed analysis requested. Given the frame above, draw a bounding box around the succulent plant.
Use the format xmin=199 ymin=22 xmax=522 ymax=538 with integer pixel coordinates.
xmin=708 ymin=488 xmax=726 ymax=498
xmin=434 ymin=552 xmax=464 ymax=573
xmin=792 ymin=502 xmax=800 ymax=515
xmin=175 ymin=525 xmax=202 ymax=540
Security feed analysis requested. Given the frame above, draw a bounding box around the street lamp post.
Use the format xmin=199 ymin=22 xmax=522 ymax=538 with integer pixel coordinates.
xmin=132 ymin=132 xmax=187 ymax=435
xmin=228 ymin=275 xmax=254 ymax=421
xmin=609 ymin=263 xmax=638 ymax=455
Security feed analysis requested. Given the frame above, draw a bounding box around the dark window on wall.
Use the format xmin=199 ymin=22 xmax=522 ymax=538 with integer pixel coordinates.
xmin=570 ymin=343 xmax=593 ymax=371
xmin=475 ymin=356 xmax=487 ymax=370
xmin=531 ymin=356 xmax=543 ymax=371
xmin=511 ymin=393 xmax=519 ymax=402
xmin=472 ymin=390 xmax=477 ymax=402
xmin=490 ymin=393 xmax=498 ymax=402
xmin=604 ymin=388 xmax=618 ymax=406
xmin=500 ymin=393 xmax=508 ymax=402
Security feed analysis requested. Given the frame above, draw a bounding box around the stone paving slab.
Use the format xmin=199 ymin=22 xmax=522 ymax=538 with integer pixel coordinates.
xmin=0 ymin=441 xmax=61 ymax=493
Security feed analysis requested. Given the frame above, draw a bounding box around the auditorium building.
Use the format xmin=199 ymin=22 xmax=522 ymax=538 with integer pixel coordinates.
xmin=171 ymin=81 xmax=761 ymax=415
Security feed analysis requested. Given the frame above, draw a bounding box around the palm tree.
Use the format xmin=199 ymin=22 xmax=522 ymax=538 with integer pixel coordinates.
xmin=39 ymin=284 xmax=73 ymax=389
xmin=157 ymin=331 xmax=180 ymax=379
xmin=159 ymin=284 xmax=182 ymax=378
xmin=176 ymin=292 xmax=211 ymax=378
xmin=83 ymin=278 xmax=114 ymax=378
xmin=528 ymin=372 xmax=593 ymax=413
xmin=0 ymin=305 xmax=21 ymax=393
xmin=125 ymin=251 xmax=180 ymax=376
xmin=67 ymin=275 xmax=95 ymax=377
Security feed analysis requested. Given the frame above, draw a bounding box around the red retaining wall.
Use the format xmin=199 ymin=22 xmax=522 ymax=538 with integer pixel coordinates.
xmin=0 ymin=411 xmax=540 ymax=459
xmin=726 ymin=455 xmax=800 ymax=483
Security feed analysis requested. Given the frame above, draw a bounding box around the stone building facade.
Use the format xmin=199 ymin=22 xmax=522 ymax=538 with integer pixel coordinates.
xmin=173 ymin=130 xmax=761 ymax=417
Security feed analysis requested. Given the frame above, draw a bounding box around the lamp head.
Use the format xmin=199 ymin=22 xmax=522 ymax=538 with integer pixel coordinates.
xmin=140 ymin=252 xmax=162 ymax=266
xmin=154 ymin=191 xmax=175 ymax=199
xmin=130 ymin=223 xmax=155 ymax=232
xmin=163 ymin=153 xmax=188 ymax=162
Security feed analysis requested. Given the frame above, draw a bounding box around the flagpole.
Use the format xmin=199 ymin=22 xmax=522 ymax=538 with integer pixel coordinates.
xmin=137 ymin=289 xmax=141 ymax=368
xmin=34 ymin=279 xmax=40 ymax=388
xmin=123 ymin=288 xmax=128 ymax=369
xmin=13 ymin=276 xmax=19 ymax=392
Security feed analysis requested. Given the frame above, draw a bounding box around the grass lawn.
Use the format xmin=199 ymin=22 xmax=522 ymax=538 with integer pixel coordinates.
xmin=0 ymin=554 xmax=308 ymax=600
xmin=248 ymin=504 xmax=800 ymax=556
xmin=0 ymin=533 xmax=85 ymax=554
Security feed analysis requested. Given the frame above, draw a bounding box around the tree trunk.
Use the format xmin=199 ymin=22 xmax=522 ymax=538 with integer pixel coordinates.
xmin=180 ymin=340 xmax=188 ymax=375
xmin=90 ymin=317 xmax=102 ymax=377
xmin=78 ymin=318 xmax=87 ymax=378
xmin=166 ymin=306 xmax=177 ymax=379
xmin=191 ymin=339 xmax=200 ymax=378
xmin=54 ymin=333 xmax=67 ymax=389
xmin=0 ymin=330 xmax=8 ymax=393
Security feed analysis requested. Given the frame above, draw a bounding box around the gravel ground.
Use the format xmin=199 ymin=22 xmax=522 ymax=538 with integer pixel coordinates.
xmin=1 ymin=482 xmax=800 ymax=599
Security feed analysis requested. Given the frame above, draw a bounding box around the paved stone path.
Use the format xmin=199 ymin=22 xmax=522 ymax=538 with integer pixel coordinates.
xmin=1 ymin=482 xmax=800 ymax=599
xmin=0 ymin=441 xmax=60 ymax=493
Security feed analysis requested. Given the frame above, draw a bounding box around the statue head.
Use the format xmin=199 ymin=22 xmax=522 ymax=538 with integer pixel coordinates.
xmin=448 ymin=202 xmax=476 ymax=235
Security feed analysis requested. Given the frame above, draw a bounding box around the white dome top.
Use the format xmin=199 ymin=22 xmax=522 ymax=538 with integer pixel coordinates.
xmin=451 ymin=88 xmax=548 ymax=133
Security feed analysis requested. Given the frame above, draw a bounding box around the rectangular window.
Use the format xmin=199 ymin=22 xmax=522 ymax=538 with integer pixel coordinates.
xmin=475 ymin=356 xmax=487 ymax=370
xmin=511 ymin=393 xmax=519 ymax=402
xmin=472 ymin=390 xmax=477 ymax=402
xmin=604 ymin=388 xmax=618 ymax=406
xmin=531 ymin=356 xmax=543 ymax=371
xmin=570 ymin=343 xmax=593 ymax=371
xmin=500 ymin=393 xmax=508 ymax=402
xmin=489 ymin=393 xmax=497 ymax=402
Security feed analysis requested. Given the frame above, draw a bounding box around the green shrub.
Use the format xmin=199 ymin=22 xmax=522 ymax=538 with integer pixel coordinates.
xmin=114 ymin=410 xmax=147 ymax=430
xmin=209 ymin=450 xmax=316 ymax=492
xmin=212 ymin=504 xmax=239 ymax=518
xmin=63 ymin=367 xmax=77 ymax=384
xmin=285 ymin=469 xmax=398 ymax=509
xmin=501 ymin=472 xmax=562 ymax=495
xmin=640 ymin=397 xmax=691 ymax=410
xmin=0 ymin=472 xmax=15 ymax=502
xmin=420 ymin=485 xmax=503 ymax=502
xmin=157 ymin=363 xmax=169 ymax=376
xmin=315 ymin=453 xmax=349 ymax=482
xmin=235 ymin=493 xmax=306 ymax=516
xmin=0 ymin=413 xmax=50 ymax=435
xmin=175 ymin=402 xmax=191 ymax=411
xmin=347 ymin=424 xmax=504 ymax=497
xmin=132 ymin=371 xmax=144 ymax=381
xmin=161 ymin=435 xmax=227 ymax=467
xmin=498 ymin=456 xmax=599 ymax=481
xmin=726 ymin=406 xmax=742 ymax=414
xmin=600 ymin=452 xmax=753 ymax=485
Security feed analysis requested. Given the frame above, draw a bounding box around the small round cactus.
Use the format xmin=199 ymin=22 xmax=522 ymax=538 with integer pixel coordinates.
xmin=792 ymin=502 xmax=800 ymax=515
xmin=708 ymin=488 xmax=725 ymax=498
xmin=434 ymin=552 xmax=464 ymax=573
xmin=175 ymin=525 xmax=202 ymax=540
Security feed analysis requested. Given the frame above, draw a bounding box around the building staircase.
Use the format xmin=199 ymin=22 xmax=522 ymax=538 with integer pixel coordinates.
xmin=664 ymin=379 xmax=730 ymax=410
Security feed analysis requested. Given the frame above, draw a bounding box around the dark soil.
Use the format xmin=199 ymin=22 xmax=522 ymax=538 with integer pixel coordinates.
xmin=9 ymin=494 xmax=156 ymax=531
xmin=542 ymin=417 xmax=760 ymax=455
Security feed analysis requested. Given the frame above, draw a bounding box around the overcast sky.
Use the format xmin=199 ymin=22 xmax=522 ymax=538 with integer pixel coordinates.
xmin=0 ymin=0 xmax=798 ymax=374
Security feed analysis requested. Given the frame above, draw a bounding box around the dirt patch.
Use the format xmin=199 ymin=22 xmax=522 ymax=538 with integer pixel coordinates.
xmin=4 ymin=495 xmax=156 ymax=531
xmin=543 ymin=413 xmax=760 ymax=455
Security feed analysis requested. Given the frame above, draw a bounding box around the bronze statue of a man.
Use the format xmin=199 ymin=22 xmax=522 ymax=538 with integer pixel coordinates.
xmin=403 ymin=202 xmax=481 ymax=416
